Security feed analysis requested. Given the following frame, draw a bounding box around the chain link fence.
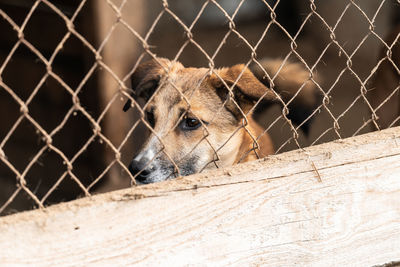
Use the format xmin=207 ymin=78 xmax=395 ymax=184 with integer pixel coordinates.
xmin=0 ymin=0 xmax=399 ymax=216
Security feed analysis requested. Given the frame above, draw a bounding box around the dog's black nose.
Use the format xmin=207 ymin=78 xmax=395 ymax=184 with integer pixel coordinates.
xmin=129 ymin=159 xmax=152 ymax=183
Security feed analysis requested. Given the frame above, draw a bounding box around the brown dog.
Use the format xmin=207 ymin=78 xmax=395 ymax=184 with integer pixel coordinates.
xmin=123 ymin=57 xmax=320 ymax=183
xmin=369 ymin=25 xmax=400 ymax=129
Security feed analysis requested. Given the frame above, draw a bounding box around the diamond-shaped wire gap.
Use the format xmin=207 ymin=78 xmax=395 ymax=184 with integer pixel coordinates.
xmin=26 ymin=75 xmax=78 ymax=134
xmin=1 ymin=115 xmax=46 ymax=182
xmin=120 ymin=9 xmax=166 ymax=82
xmin=157 ymin=0 xmax=245 ymax=66
xmin=0 ymin=12 xmax=22 ymax=64
xmin=0 ymin=187 xmax=38 ymax=216
xmin=352 ymin=33 xmax=393 ymax=79
xmin=252 ymin=104 xmax=309 ymax=154
xmin=92 ymin=20 xmax=150 ymax=78
xmin=44 ymin=0 xmax=84 ymax=18
xmin=335 ymin=91 xmax=374 ymax=137
xmin=0 ymin=2 xmax=39 ymax=26
xmin=17 ymin=148 xmax=79 ymax=205
xmin=50 ymin=111 xmax=110 ymax=188
xmin=309 ymin=3 xmax=366 ymax=69
xmin=159 ymin=0 xmax=210 ymax=27
xmin=22 ymin=2 xmax=71 ymax=61
xmin=32 ymin=1 xmax=96 ymax=63
xmin=269 ymin=0 xmax=309 ymax=38
xmin=49 ymin=97 xmax=97 ymax=158
xmin=0 ymin=157 xmax=26 ymax=216
xmin=204 ymin=0 xmax=266 ymax=60
xmin=51 ymin=33 xmax=98 ymax=89
xmin=364 ymin=66 xmax=400 ymax=132
xmin=329 ymin=4 xmax=376 ymax=57
xmin=356 ymin=0 xmax=394 ymax=40
xmin=0 ymin=85 xmax=20 ymax=142
xmin=0 ymin=43 xmax=47 ymax=101
xmin=345 ymin=33 xmax=392 ymax=119
xmin=0 ymin=188 xmax=23 ymax=217
xmin=146 ymin=11 xmax=196 ymax=62
xmin=3 ymin=116 xmax=50 ymax=209
xmin=322 ymin=38 xmax=378 ymax=132
xmin=306 ymin=44 xmax=353 ymax=139
xmin=304 ymin=102 xmax=337 ymax=146
xmin=350 ymin=0 xmax=387 ymax=27
xmin=311 ymin=0 xmax=353 ymax=29
xmin=47 ymin=117 xmax=133 ymax=197
xmin=41 ymin=173 xmax=89 ymax=207
xmin=53 ymin=132 xmax=107 ymax=194
xmin=84 ymin=136 xmax=136 ymax=192
xmin=208 ymin=21 xmax=282 ymax=66
xmin=325 ymin=70 xmax=370 ymax=138
xmin=169 ymin=0 xmax=268 ymax=47
xmin=90 ymin=0 xmax=150 ymax=59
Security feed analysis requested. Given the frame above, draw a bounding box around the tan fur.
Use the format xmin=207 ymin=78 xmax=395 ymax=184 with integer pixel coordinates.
xmin=125 ymin=57 xmax=319 ymax=183
xmin=235 ymin=117 xmax=274 ymax=163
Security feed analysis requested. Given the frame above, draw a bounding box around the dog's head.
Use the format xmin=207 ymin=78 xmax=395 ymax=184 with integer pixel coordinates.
xmin=124 ymin=57 xmax=320 ymax=183
xmin=123 ymin=58 xmax=278 ymax=183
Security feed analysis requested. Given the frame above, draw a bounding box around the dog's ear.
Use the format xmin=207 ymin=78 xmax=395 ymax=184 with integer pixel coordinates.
xmin=210 ymin=64 xmax=278 ymax=117
xmin=249 ymin=59 xmax=321 ymax=135
xmin=123 ymin=58 xmax=171 ymax=112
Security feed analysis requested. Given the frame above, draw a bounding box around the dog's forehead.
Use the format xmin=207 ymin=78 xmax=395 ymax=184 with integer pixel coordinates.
xmin=154 ymin=66 xmax=215 ymax=107
xmin=168 ymin=67 xmax=210 ymax=93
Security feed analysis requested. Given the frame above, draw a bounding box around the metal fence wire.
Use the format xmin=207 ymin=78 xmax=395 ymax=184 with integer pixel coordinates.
xmin=0 ymin=0 xmax=399 ymax=215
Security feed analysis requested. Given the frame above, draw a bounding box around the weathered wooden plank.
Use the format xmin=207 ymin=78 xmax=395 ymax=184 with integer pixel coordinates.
xmin=0 ymin=127 xmax=400 ymax=266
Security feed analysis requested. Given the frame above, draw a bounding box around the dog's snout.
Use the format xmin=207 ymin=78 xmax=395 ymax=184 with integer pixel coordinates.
xmin=129 ymin=159 xmax=152 ymax=183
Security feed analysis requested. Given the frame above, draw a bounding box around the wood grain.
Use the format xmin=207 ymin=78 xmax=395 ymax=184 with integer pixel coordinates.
xmin=1 ymin=127 xmax=400 ymax=266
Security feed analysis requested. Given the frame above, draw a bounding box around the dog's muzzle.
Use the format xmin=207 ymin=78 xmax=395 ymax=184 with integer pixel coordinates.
xmin=128 ymin=153 xmax=196 ymax=183
xmin=128 ymin=159 xmax=152 ymax=184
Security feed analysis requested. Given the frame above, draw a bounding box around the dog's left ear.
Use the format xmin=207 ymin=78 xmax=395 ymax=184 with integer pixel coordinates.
xmin=123 ymin=58 xmax=171 ymax=111
xmin=210 ymin=64 xmax=278 ymax=117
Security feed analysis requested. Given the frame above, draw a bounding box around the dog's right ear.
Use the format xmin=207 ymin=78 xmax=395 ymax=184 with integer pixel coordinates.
xmin=123 ymin=58 xmax=170 ymax=112
xmin=209 ymin=64 xmax=278 ymax=118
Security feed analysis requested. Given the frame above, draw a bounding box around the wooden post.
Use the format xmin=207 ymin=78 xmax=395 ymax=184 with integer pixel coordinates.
xmin=1 ymin=127 xmax=400 ymax=266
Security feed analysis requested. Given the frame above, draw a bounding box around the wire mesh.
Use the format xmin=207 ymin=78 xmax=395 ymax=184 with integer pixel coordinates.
xmin=0 ymin=0 xmax=399 ymax=215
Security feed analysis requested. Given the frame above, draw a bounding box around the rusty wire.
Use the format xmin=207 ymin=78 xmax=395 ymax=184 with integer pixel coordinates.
xmin=0 ymin=0 xmax=399 ymax=215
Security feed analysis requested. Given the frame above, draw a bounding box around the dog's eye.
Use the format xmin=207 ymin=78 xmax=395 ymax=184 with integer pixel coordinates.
xmin=146 ymin=111 xmax=155 ymax=128
xmin=180 ymin=116 xmax=202 ymax=131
